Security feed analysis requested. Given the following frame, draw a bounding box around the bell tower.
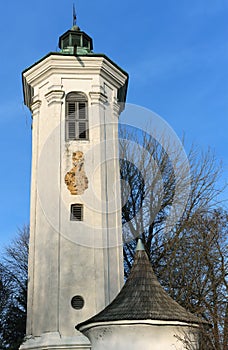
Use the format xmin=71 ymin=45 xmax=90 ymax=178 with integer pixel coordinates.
xmin=21 ymin=18 xmax=128 ymax=350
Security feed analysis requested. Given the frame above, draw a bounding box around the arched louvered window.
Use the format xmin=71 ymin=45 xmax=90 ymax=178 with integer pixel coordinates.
xmin=65 ymin=92 xmax=88 ymax=140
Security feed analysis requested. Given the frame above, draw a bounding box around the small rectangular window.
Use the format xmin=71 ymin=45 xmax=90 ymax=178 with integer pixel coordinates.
xmin=83 ymin=37 xmax=89 ymax=48
xmin=71 ymin=35 xmax=81 ymax=47
xmin=63 ymin=37 xmax=69 ymax=49
xmin=70 ymin=204 xmax=83 ymax=221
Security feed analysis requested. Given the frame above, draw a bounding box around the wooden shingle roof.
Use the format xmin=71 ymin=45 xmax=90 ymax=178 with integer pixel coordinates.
xmin=77 ymin=240 xmax=205 ymax=330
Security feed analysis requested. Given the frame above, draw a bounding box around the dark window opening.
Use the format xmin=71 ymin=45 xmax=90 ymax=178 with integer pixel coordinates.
xmin=70 ymin=204 xmax=83 ymax=221
xmin=71 ymin=35 xmax=81 ymax=47
xmin=71 ymin=295 xmax=84 ymax=310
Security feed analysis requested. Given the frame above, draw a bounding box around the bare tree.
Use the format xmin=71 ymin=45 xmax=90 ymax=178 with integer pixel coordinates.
xmin=163 ymin=209 xmax=227 ymax=350
xmin=0 ymin=226 xmax=29 ymax=350
xmin=119 ymin=126 xmax=227 ymax=349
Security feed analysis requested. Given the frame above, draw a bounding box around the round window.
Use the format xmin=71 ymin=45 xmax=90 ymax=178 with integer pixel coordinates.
xmin=71 ymin=295 xmax=84 ymax=310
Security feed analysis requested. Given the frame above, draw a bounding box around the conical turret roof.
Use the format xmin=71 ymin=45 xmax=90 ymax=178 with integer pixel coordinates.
xmin=77 ymin=240 xmax=206 ymax=330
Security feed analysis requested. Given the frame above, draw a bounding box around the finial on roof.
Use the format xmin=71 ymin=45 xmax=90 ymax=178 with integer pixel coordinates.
xmin=73 ymin=4 xmax=77 ymax=26
xmin=136 ymin=238 xmax=145 ymax=251
xmin=72 ymin=4 xmax=80 ymax=31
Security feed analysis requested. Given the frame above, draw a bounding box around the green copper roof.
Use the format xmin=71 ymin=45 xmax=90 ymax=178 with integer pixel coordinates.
xmin=58 ymin=25 xmax=93 ymax=56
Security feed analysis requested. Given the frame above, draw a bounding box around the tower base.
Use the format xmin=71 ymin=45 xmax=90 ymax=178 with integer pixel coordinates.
xmin=20 ymin=331 xmax=91 ymax=350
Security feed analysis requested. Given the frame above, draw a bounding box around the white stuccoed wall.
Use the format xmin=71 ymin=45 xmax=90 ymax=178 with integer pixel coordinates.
xmin=21 ymin=54 xmax=128 ymax=350
xmin=82 ymin=321 xmax=199 ymax=350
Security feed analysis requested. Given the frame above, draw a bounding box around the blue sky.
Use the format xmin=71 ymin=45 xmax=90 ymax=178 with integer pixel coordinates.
xmin=0 ymin=0 xmax=227 ymax=251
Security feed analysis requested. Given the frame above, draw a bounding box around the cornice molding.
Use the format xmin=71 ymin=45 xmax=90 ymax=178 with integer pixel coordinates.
xmin=23 ymin=55 xmax=127 ymax=91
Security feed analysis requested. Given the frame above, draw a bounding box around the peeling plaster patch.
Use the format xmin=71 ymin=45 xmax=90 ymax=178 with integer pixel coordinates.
xmin=65 ymin=151 xmax=88 ymax=195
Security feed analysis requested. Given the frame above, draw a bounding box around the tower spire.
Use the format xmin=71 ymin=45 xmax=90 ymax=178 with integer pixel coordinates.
xmin=73 ymin=4 xmax=77 ymax=27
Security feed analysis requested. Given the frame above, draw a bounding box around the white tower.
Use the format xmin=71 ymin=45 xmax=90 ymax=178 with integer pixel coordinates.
xmin=21 ymin=22 xmax=128 ymax=350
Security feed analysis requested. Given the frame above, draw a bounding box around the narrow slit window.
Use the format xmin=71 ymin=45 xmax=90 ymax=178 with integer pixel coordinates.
xmin=70 ymin=204 xmax=83 ymax=221
xmin=66 ymin=93 xmax=88 ymax=141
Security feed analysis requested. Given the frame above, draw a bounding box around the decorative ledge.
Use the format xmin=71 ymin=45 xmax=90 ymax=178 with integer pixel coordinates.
xmin=89 ymin=91 xmax=108 ymax=105
xmin=112 ymin=97 xmax=121 ymax=116
xmin=31 ymin=100 xmax=42 ymax=116
xmin=45 ymin=90 xmax=65 ymax=106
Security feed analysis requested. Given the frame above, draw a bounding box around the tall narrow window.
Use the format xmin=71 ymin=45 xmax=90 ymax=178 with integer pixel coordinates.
xmin=66 ymin=92 xmax=88 ymax=140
